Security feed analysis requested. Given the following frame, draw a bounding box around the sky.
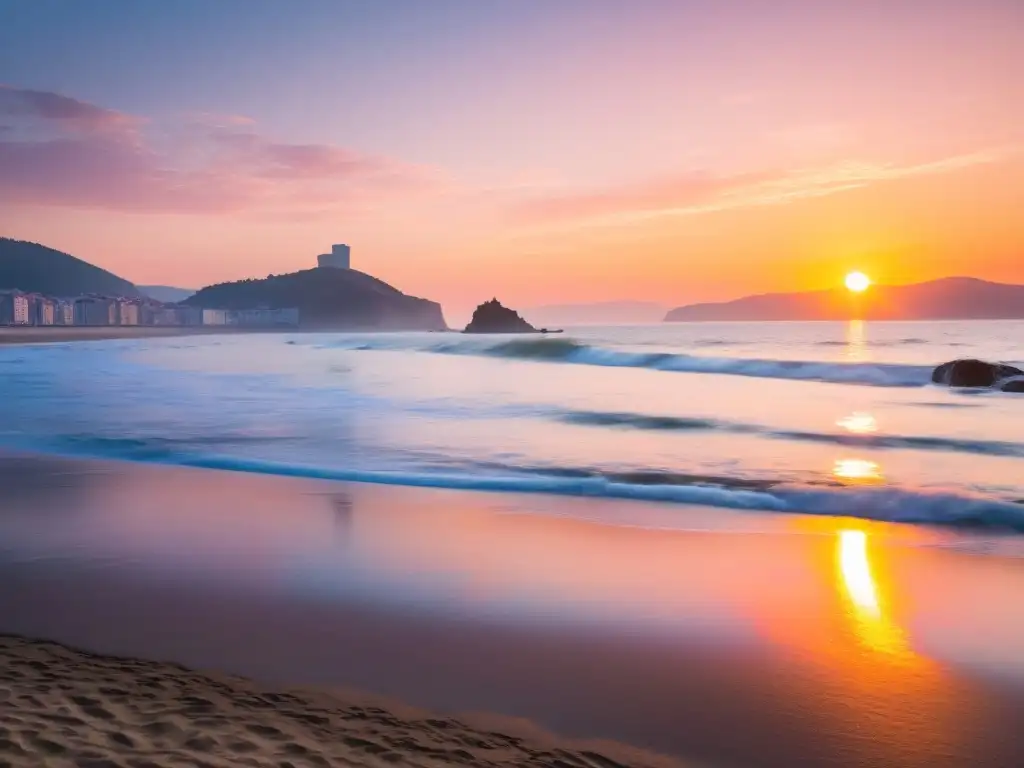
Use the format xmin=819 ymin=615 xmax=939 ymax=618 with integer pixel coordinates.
xmin=1 ymin=0 xmax=1022 ymax=319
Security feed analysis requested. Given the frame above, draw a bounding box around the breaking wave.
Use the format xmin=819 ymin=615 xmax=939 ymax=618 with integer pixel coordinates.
xmin=556 ymin=409 xmax=1024 ymax=457
xmin=331 ymin=336 xmax=935 ymax=387
xmin=12 ymin=434 xmax=1024 ymax=531
xmin=815 ymin=338 xmax=931 ymax=347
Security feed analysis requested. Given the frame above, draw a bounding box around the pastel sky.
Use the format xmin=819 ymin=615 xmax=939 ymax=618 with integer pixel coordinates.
xmin=1 ymin=0 xmax=1022 ymax=318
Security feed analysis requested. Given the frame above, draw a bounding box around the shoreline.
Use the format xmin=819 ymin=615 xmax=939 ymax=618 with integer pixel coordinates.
xmin=0 ymin=325 xmax=289 ymax=345
xmin=2 ymin=453 xmax=1024 ymax=767
xmin=0 ymin=325 xmax=458 ymax=345
xmin=0 ymin=633 xmax=685 ymax=768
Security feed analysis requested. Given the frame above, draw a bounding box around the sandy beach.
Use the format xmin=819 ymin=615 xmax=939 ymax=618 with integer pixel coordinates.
xmin=0 ymin=634 xmax=682 ymax=768
xmin=1 ymin=454 xmax=1024 ymax=767
xmin=0 ymin=326 xmax=288 ymax=345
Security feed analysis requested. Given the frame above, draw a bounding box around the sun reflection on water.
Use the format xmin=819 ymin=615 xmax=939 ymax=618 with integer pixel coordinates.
xmin=833 ymin=458 xmax=883 ymax=483
xmin=836 ymin=530 xmax=913 ymax=661
xmin=844 ymin=319 xmax=869 ymax=362
xmin=836 ymin=411 xmax=878 ymax=434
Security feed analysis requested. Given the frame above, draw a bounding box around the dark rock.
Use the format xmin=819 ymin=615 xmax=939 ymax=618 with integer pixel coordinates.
xmin=999 ymin=377 xmax=1024 ymax=393
xmin=463 ymin=299 xmax=539 ymax=334
xmin=931 ymin=359 xmax=1024 ymax=388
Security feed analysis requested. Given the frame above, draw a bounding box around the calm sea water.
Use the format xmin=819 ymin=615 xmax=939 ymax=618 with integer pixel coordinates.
xmin=2 ymin=320 xmax=1023 ymax=529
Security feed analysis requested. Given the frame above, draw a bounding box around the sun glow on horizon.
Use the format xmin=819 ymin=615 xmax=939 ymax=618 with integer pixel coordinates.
xmin=845 ymin=271 xmax=872 ymax=293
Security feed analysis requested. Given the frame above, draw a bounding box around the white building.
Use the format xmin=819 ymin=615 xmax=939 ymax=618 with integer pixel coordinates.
xmin=317 ymin=243 xmax=350 ymax=270
xmin=14 ymin=294 xmax=30 ymax=324
xmin=118 ymin=301 xmax=139 ymax=326
xmin=202 ymin=308 xmax=229 ymax=326
xmin=0 ymin=292 xmax=30 ymax=325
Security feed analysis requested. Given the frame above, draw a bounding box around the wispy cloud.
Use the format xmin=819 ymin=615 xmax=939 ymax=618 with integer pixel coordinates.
xmin=516 ymin=148 xmax=1014 ymax=227
xmin=515 ymin=169 xmax=778 ymax=223
xmin=183 ymin=111 xmax=257 ymax=128
xmin=0 ymin=84 xmax=141 ymax=136
xmin=0 ymin=86 xmax=444 ymax=216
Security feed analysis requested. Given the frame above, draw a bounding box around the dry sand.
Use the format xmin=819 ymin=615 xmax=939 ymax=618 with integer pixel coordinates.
xmin=0 ymin=635 xmax=688 ymax=768
xmin=0 ymin=327 xmax=281 ymax=345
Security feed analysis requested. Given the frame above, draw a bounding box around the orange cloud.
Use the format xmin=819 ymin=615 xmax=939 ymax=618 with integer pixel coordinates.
xmin=516 ymin=148 xmax=1015 ymax=228
xmin=514 ymin=169 xmax=778 ymax=223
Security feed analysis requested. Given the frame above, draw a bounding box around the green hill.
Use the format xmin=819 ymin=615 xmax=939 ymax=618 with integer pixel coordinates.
xmin=185 ymin=267 xmax=447 ymax=331
xmin=0 ymin=238 xmax=140 ymax=298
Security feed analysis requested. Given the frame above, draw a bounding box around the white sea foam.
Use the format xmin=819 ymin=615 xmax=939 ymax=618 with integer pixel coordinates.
xmin=13 ymin=434 xmax=1024 ymax=530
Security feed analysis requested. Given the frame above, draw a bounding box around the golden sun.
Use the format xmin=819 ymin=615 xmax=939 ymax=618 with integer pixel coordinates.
xmin=845 ymin=271 xmax=871 ymax=293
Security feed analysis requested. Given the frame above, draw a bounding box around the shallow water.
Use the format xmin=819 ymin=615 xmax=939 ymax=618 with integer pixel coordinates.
xmin=1 ymin=320 xmax=1023 ymax=528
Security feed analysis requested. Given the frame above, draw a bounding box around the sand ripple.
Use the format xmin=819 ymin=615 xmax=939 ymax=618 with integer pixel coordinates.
xmin=0 ymin=635 xmax=687 ymax=768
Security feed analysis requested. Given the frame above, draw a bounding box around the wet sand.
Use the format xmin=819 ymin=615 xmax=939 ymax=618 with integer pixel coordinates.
xmin=1 ymin=453 xmax=1024 ymax=767
xmin=0 ymin=634 xmax=681 ymax=768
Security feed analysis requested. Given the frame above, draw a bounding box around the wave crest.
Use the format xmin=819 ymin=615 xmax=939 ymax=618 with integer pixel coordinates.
xmin=555 ymin=408 xmax=1024 ymax=457
xmin=13 ymin=433 xmax=1024 ymax=531
xmin=333 ymin=336 xmax=934 ymax=387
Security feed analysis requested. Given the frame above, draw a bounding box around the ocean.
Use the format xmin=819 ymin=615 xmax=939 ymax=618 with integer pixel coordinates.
xmin=2 ymin=319 xmax=1024 ymax=531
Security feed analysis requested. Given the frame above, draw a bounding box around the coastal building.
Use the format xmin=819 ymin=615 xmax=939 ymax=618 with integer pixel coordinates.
xmin=0 ymin=290 xmax=208 ymax=327
xmin=74 ymin=297 xmax=116 ymax=326
xmin=56 ymin=300 xmax=75 ymax=326
xmin=202 ymin=308 xmax=229 ymax=326
xmin=26 ymin=295 xmax=39 ymax=325
xmin=118 ymin=301 xmax=139 ymax=326
xmin=150 ymin=306 xmax=180 ymax=326
xmin=317 ymin=243 xmax=350 ymax=270
xmin=138 ymin=301 xmax=163 ymax=326
xmin=31 ymin=296 xmax=56 ymax=326
xmin=0 ymin=292 xmax=31 ymax=325
xmin=0 ymin=290 xmax=297 ymax=329
xmin=178 ymin=306 xmax=204 ymax=326
xmin=232 ymin=308 xmax=300 ymax=327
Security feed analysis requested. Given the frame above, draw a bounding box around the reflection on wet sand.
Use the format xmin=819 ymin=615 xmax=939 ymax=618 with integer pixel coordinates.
xmin=331 ymin=493 xmax=353 ymax=542
xmin=836 ymin=529 xmax=911 ymax=661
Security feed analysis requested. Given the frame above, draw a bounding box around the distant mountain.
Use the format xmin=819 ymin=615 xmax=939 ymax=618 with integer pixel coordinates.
xmin=665 ymin=278 xmax=1024 ymax=322
xmin=184 ymin=268 xmax=447 ymax=331
xmin=139 ymin=285 xmax=195 ymax=303
xmin=524 ymin=301 xmax=666 ymax=326
xmin=0 ymin=238 xmax=140 ymax=298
